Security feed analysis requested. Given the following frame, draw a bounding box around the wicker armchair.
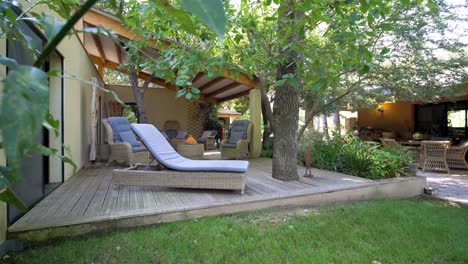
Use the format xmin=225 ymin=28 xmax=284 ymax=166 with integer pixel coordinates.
xmin=162 ymin=120 xmax=187 ymax=148
xmin=102 ymin=117 xmax=149 ymax=166
xmin=447 ymin=140 xmax=468 ymax=169
xmin=221 ymin=120 xmax=251 ymax=160
xmin=420 ymin=141 xmax=450 ymax=173
xmin=197 ymin=130 xmax=217 ymax=150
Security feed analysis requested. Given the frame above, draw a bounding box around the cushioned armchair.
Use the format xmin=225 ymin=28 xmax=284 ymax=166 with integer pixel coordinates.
xmin=197 ymin=130 xmax=217 ymax=150
xmin=221 ymin=120 xmax=251 ymax=160
xmin=102 ymin=117 xmax=149 ymax=166
xmin=161 ymin=120 xmax=187 ymax=148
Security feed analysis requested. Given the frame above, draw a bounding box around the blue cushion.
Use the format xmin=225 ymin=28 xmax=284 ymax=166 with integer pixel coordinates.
xmin=119 ymin=131 xmax=140 ymax=148
xmin=228 ymin=120 xmax=249 ymax=140
xmin=107 ymin=117 xmax=132 ymax=143
xmin=161 ymin=131 xmax=170 ymax=140
xmin=229 ymin=132 xmax=244 ymax=144
xmin=221 ymin=143 xmax=236 ymax=148
xmin=176 ymin=130 xmax=187 ymax=139
xmin=165 ymin=130 xmax=177 ymax=139
xmin=131 ymin=124 xmax=249 ymax=173
xmin=132 ymin=146 xmax=146 ymax=152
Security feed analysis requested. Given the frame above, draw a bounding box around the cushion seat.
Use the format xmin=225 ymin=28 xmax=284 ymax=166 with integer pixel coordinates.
xmin=221 ymin=143 xmax=236 ymax=148
xmin=132 ymin=146 xmax=147 ymax=152
xmin=132 ymin=124 xmax=249 ymax=173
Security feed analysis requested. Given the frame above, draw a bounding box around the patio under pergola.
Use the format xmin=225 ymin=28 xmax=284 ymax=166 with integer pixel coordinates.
xmin=80 ymin=8 xmax=263 ymax=158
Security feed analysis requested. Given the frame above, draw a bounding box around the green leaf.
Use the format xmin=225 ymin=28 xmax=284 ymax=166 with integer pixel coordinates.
xmin=312 ymin=79 xmax=326 ymax=90
xmin=0 ymin=188 xmax=27 ymax=211
xmin=180 ymin=0 xmax=226 ymax=45
xmin=43 ymin=112 xmax=60 ymax=137
xmin=0 ymin=65 xmax=49 ymax=180
xmin=358 ymin=64 xmax=370 ymax=75
xmin=61 ymin=156 xmax=77 ymax=173
xmin=378 ymin=23 xmax=393 ymax=31
xmin=380 ymin=47 xmax=390 ymax=55
xmin=177 ymin=88 xmax=186 ymax=97
xmin=0 ymin=56 xmax=18 ymax=68
xmin=149 ymin=0 xmax=196 ymax=35
xmin=36 ymin=14 xmax=66 ymax=40
xmin=31 ymin=144 xmax=58 ymax=156
xmin=185 ymin=92 xmax=193 ymax=100
xmin=191 ymin=87 xmax=200 ymax=94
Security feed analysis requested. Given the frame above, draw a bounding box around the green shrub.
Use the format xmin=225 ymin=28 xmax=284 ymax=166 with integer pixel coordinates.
xmin=298 ymin=132 xmax=412 ymax=179
xmin=339 ymin=136 xmax=375 ymax=178
xmin=260 ymin=139 xmax=273 ymax=158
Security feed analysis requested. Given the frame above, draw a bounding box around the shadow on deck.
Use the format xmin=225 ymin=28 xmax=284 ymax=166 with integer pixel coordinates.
xmin=8 ymin=158 xmax=425 ymax=241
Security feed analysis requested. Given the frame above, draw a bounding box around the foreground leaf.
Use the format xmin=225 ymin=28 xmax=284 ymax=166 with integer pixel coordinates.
xmin=0 ymin=188 xmax=27 ymax=211
xmin=180 ymin=0 xmax=226 ymax=45
xmin=0 ymin=62 xmax=49 ymax=180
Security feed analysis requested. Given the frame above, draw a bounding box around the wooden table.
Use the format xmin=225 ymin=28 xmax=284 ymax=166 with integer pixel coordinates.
xmin=176 ymin=144 xmax=204 ymax=160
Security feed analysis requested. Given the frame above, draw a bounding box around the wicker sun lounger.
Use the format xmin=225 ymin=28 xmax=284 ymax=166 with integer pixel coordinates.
xmin=112 ymin=124 xmax=249 ymax=194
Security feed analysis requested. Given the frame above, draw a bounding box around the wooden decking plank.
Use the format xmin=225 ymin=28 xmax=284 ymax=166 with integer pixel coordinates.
xmin=248 ymin=169 xmax=306 ymax=190
xmin=246 ymin=176 xmax=287 ymax=193
xmin=244 ymin=179 xmax=276 ymax=194
xmin=141 ymin=186 xmax=157 ymax=209
xmin=46 ymin=174 xmax=96 ymax=218
xmin=115 ymin=185 xmax=130 ymax=212
xmin=129 ymin=185 xmax=144 ymax=210
xmin=9 ymin=158 xmax=379 ymax=237
xmin=34 ymin=174 xmax=81 ymax=207
xmin=68 ymin=173 xmax=105 ymax=217
xmin=84 ymin=173 xmax=113 ymax=216
xmin=152 ymin=189 xmax=172 ymax=207
xmin=100 ymin=182 xmax=119 ymax=215
xmin=163 ymin=191 xmax=184 ymax=207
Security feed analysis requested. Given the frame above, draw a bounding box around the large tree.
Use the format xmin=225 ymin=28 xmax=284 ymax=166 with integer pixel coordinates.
xmin=297 ymin=0 xmax=468 ymax=140
xmin=102 ymin=0 xmax=466 ymax=182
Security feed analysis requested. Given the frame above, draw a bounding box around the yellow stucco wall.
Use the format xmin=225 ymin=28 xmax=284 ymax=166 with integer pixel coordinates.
xmin=357 ymin=102 xmax=414 ymax=138
xmin=106 ymin=85 xmax=191 ymax=131
xmin=18 ymin=1 xmax=105 ymax=181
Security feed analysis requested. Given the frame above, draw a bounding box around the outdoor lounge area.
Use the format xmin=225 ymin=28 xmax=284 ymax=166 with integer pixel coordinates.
xmin=1 ymin=0 xmax=467 ymax=261
xmin=8 ymin=158 xmax=425 ymax=241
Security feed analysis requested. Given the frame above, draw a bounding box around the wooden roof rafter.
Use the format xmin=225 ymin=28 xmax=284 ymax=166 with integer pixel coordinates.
xmin=82 ymin=8 xmax=259 ymax=104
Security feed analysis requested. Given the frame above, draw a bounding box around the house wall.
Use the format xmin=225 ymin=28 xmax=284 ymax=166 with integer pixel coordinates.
xmin=106 ymin=85 xmax=200 ymax=135
xmin=0 ymin=3 xmax=105 ymax=250
xmin=357 ymin=102 xmax=414 ymax=139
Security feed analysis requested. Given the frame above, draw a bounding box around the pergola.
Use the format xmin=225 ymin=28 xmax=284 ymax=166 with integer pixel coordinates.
xmin=79 ymin=8 xmax=262 ymax=157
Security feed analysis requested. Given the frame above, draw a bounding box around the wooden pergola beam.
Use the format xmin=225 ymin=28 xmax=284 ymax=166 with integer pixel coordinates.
xmin=89 ymin=55 xmax=217 ymax=104
xmin=92 ymin=34 xmax=106 ymax=64
xmin=115 ymin=42 xmax=123 ymax=64
xmin=217 ymin=67 xmax=260 ymax=89
xmin=205 ymin=82 xmax=242 ymax=98
xmin=191 ymin=73 xmax=205 ymax=85
xmin=199 ymin=77 xmax=225 ymax=92
xmin=218 ymin=90 xmax=250 ymax=103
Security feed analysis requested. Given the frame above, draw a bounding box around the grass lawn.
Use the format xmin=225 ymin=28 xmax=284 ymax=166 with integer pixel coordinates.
xmin=8 ymin=199 xmax=468 ymax=263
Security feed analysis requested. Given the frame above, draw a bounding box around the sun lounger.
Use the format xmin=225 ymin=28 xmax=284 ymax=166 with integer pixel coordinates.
xmin=112 ymin=124 xmax=248 ymax=193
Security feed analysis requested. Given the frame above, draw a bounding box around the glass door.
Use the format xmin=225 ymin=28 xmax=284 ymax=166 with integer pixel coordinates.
xmin=447 ymin=104 xmax=467 ymax=142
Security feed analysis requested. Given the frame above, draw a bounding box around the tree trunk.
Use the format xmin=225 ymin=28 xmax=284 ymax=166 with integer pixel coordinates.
xmin=333 ymin=112 xmax=340 ymax=134
xmin=272 ymin=1 xmax=303 ymax=181
xmin=321 ymin=115 xmax=329 ymax=140
xmin=128 ymin=68 xmax=148 ymax=123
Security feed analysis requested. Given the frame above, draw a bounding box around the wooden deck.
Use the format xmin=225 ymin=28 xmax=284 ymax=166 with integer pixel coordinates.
xmin=8 ymin=158 xmax=424 ymax=241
